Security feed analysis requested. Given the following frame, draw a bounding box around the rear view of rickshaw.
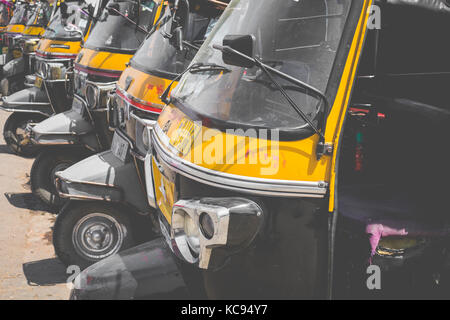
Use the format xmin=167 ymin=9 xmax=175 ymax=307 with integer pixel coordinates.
xmin=50 ymin=0 xmax=228 ymax=269
xmin=0 ymin=0 xmax=53 ymax=96
xmin=29 ymin=0 xmax=165 ymax=211
xmin=0 ymin=0 xmax=32 ymax=76
xmin=71 ymin=0 xmax=450 ymax=299
xmin=1 ymin=0 xmax=101 ymax=157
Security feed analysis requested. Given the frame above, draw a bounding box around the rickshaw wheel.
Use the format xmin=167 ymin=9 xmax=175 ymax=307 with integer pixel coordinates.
xmin=53 ymin=201 xmax=135 ymax=269
xmin=30 ymin=148 xmax=88 ymax=210
xmin=3 ymin=112 xmax=46 ymax=158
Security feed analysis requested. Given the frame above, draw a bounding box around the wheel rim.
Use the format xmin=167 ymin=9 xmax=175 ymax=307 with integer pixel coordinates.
xmin=72 ymin=213 xmax=125 ymax=261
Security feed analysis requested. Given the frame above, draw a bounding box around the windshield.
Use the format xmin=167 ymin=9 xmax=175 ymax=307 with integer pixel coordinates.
xmin=172 ymin=0 xmax=357 ymax=132
xmin=84 ymin=0 xmax=158 ymax=53
xmin=26 ymin=2 xmax=51 ymax=27
xmin=0 ymin=3 xmax=10 ymax=26
xmin=9 ymin=3 xmax=28 ymax=25
xmin=130 ymin=4 xmax=219 ymax=79
xmin=43 ymin=3 xmax=92 ymax=40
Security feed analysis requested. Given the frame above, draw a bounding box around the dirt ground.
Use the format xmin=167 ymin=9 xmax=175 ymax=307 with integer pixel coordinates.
xmin=0 ymin=111 xmax=70 ymax=300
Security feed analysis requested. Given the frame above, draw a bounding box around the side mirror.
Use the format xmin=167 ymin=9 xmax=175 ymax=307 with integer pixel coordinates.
xmin=174 ymin=26 xmax=183 ymax=52
xmin=221 ymin=34 xmax=255 ymax=68
xmin=106 ymin=2 xmax=120 ymax=15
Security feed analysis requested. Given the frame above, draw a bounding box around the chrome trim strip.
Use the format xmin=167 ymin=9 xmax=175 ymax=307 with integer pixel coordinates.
xmin=130 ymin=111 xmax=156 ymax=127
xmin=151 ymin=128 xmax=328 ymax=198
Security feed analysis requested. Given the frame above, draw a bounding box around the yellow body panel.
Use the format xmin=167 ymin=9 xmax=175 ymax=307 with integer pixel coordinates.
xmin=117 ymin=66 xmax=174 ymax=110
xmin=6 ymin=24 xmax=24 ymax=34
xmin=76 ymin=47 xmax=133 ymax=72
xmin=23 ymin=25 xmax=45 ymax=37
xmin=154 ymin=0 xmax=373 ymax=209
xmin=37 ymin=38 xmax=81 ymax=55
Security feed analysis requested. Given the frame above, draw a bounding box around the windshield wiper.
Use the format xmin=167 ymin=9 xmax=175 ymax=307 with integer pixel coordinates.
xmin=213 ymin=44 xmax=328 ymax=140
xmin=160 ymin=63 xmax=231 ymax=104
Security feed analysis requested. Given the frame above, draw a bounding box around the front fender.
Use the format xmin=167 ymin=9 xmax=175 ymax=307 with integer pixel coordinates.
xmin=70 ymin=238 xmax=199 ymax=300
xmin=0 ymin=86 xmax=52 ymax=116
xmin=56 ymin=150 xmax=151 ymax=213
xmin=32 ymin=109 xmax=98 ymax=149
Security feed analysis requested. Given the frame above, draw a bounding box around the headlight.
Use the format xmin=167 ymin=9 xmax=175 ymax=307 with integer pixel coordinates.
xmin=168 ymin=198 xmax=264 ymax=269
xmin=85 ymin=82 xmax=117 ymax=110
xmin=38 ymin=61 xmax=48 ymax=78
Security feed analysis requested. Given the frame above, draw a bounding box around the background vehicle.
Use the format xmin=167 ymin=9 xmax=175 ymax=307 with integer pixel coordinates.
xmin=52 ymin=0 xmax=227 ymax=269
xmin=1 ymin=0 xmax=101 ymax=157
xmin=0 ymin=0 xmax=53 ymax=96
xmin=30 ymin=0 xmax=164 ymax=212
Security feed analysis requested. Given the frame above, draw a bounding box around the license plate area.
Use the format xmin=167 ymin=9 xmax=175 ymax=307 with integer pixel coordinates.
xmin=111 ymin=132 xmax=129 ymax=162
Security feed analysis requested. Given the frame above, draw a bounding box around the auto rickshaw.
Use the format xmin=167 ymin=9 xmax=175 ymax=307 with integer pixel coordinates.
xmin=50 ymin=0 xmax=227 ymax=269
xmin=0 ymin=0 xmax=54 ymax=96
xmin=70 ymin=0 xmax=450 ymax=299
xmin=1 ymin=0 xmax=101 ymax=157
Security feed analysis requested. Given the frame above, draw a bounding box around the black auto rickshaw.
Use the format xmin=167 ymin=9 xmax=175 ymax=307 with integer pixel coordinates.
xmin=51 ymin=0 xmax=227 ymax=269
xmin=70 ymin=0 xmax=450 ymax=299
xmin=1 ymin=0 xmax=101 ymax=157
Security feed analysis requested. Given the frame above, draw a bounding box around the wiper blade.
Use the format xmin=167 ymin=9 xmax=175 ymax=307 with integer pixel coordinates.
xmin=159 ymin=63 xmax=230 ymax=104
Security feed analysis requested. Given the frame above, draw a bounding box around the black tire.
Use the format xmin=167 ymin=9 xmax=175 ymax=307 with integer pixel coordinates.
xmin=53 ymin=201 xmax=136 ymax=269
xmin=30 ymin=148 xmax=88 ymax=209
xmin=3 ymin=112 xmax=47 ymax=157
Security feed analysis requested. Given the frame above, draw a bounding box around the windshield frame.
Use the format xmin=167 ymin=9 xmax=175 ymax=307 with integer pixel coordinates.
xmin=9 ymin=3 xmax=29 ymax=26
xmin=83 ymin=0 xmax=159 ymax=54
xmin=171 ymin=0 xmax=367 ymax=141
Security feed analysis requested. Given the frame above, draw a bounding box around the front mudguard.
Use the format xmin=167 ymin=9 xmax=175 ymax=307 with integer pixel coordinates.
xmin=0 ymin=86 xmax=52 ymax=116
xmin=70 ymin=238 xmax=201 ymax=300
xmin=31 ymin=109 xmax=99 ymax=150
xmin=56 ymin=150 xmax=151 ymax=214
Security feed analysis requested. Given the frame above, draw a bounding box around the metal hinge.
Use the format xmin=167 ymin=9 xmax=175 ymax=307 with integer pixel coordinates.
xmin=316 ymin=142 xmax=334 ymax=160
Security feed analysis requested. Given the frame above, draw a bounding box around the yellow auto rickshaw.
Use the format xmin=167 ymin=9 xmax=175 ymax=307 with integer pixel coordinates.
xmin=28 ymin=0 xmax=165 ymax=212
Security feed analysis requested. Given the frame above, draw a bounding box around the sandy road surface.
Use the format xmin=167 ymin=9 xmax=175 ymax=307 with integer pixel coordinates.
xmin=0 ymin=111 xmax=70 ymax=300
